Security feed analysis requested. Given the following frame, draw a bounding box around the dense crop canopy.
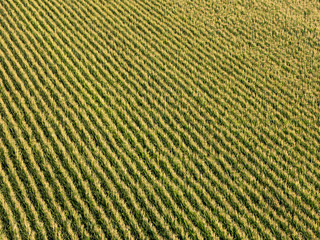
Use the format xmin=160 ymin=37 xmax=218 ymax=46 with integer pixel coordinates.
xmin=0 ymin=0 xmax=319 ymax=239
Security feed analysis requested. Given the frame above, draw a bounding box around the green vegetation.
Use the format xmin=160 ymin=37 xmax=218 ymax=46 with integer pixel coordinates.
xmin=0 ymin=0 xmax=319 ymax=239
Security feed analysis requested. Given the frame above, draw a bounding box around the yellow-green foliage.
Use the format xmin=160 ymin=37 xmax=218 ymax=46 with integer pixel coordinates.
xmin=0 ymin=0 xmax=319 ymax=239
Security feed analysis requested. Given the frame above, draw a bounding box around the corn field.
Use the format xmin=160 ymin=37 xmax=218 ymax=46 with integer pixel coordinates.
xmin=0 ymin=0 xmax=319 ymax=239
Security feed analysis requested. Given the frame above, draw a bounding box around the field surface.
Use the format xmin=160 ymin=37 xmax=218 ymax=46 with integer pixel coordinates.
xmin=0 ymin=0 xmax=320 ymax=239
